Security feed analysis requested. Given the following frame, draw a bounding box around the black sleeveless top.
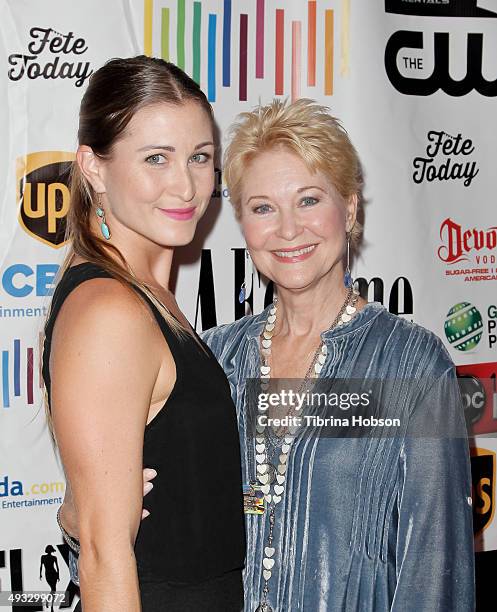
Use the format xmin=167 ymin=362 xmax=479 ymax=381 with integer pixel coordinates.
xmin=42 ymin=263 xmax=246 ymax=585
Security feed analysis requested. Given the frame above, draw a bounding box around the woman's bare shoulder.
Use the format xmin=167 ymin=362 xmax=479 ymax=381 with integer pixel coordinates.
xmin=54 ymin=275 xmax=156 ymax=338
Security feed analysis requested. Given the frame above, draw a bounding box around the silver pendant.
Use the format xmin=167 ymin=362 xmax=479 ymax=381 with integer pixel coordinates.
xmin=256 ymin=604 xmax=273 ymax=612
xmin=266 ymin=463 xmax=277 ymax=484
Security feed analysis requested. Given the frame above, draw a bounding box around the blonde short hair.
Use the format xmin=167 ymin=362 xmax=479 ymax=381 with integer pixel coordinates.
xmin=223 ymin=98 xmax=363 ymax=247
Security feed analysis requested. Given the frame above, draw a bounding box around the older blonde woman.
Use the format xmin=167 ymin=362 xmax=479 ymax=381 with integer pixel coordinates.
xmin=61 ymin=99 xmax=474 ymax=611
xmin=202 ymin=99 xmax=474 ymax=611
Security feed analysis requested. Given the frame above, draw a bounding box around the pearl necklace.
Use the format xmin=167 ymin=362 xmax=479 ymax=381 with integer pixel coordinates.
xmin=254 ymin=288 xmax=359 ymax=612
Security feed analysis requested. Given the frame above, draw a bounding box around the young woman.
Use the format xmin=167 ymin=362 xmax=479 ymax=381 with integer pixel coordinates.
xmin=42 ymin=56 xmax=245 ymax=612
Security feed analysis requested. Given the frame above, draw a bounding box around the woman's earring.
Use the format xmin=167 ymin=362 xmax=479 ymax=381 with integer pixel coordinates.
xmin=238 ymin=281 xmax=246 ymax=304
xmin=344 ymin=231 xmax=353 ymax=288
xmin=96 ymin=195 xmax=111 ymax=240
xmin=238 ymin=250 xmax=252 ymax=304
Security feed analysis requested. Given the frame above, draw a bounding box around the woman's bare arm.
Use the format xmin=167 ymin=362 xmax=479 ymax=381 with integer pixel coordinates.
xmin=51 ymin=279 xmax=165 ymax=612
xmin=59 ymin=467 xmax=157 ymax=540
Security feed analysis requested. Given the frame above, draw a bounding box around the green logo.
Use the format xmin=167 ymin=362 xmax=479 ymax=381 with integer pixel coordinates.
xmin=444 ymin=302 xmax=483 ymax=352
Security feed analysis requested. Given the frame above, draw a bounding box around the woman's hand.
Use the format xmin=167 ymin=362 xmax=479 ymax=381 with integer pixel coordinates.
xmin=141 ymin=468 xmax=157 ymax=518
xmin=59 ymin=468 xmax=157 ymax=538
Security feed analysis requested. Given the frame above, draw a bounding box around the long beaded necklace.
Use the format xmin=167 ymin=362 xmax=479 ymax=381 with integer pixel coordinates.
xmin=254 ymin=288 xmax=359 ymax=612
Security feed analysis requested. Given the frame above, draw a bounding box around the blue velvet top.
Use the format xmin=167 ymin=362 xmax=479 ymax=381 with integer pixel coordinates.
xmin=201 ymin=301 xmax=475 ymax=612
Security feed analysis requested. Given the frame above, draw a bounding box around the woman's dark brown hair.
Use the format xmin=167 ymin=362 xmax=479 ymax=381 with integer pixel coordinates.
xmin=64 ymin=55 xmax=214 ymax=330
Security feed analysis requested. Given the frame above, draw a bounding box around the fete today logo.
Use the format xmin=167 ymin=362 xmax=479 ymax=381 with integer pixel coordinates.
xmin=7 ymin=26 xmax=92 ymax=88
xmin=413 ymin=131 xmax=479 ymax=187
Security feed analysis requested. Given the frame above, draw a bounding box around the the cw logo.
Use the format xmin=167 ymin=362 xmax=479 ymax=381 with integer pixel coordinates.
xmin=17 ymin=151 xmax=74 ymax=248
xmin=385 ymin=31 xmax=497 ymax=97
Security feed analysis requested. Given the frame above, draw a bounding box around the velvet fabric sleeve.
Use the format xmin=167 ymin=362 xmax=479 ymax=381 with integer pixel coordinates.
xmin=390 ymin=365 xmax=475 ymax=611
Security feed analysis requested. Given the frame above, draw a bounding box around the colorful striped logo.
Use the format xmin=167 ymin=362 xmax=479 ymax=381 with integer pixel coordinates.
xmin=144 ymin=0 xmax=342 ymax=102
xmin=2 ymin=338 xmax=40 ymax=408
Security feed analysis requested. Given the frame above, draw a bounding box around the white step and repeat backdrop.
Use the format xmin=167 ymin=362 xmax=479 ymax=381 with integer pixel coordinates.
xmin=1 ymin=0 xmax=496 ymax=608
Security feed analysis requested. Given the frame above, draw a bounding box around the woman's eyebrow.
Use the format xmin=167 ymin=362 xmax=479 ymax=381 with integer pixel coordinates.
xmin=296 ymin=185 xmax=327 ymax=193
xmin=194 ymin=141 xmax=215 ymax=149
xmin=137 ymin=145 xmax=175 ymax=152
xmin=246 ymin=194 xmax=270 ymax=204
xmin=245 ymin=185 xmax=327 ymax=204
xmin=137 ymin=141 xmax=214 ymax=152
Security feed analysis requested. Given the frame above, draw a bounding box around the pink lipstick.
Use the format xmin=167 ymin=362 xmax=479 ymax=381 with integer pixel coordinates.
xmin=271 ymin=243 xmax=318 ymax=263
xmin=158 ymin=206 xmax=196 ymax=221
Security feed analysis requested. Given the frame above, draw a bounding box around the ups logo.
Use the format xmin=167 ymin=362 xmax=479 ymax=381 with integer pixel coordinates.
xmin=471 ymin=447 xmax=495 ymax=535
xmin=17 ymin=151 xmax=75 ymax=248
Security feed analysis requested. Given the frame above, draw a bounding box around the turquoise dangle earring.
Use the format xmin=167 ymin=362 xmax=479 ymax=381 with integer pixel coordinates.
xmin=95 ymin=194 xmax=111 ymax=240
xmin=344 ymin=231 xmax=353 ymax=288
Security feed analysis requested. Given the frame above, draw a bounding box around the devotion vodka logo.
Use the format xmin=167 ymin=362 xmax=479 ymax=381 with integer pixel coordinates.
xmin=438 ymin=218 xmax=497 ymax=283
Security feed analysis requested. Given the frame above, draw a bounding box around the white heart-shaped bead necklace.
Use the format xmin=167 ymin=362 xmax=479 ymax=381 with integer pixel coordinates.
xmin=254 ymin=288 xmax=359 ymax=612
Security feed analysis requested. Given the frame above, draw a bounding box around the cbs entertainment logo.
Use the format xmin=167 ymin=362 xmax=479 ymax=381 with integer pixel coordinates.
xmin=16 ymin=151 xmax=74 ymax=249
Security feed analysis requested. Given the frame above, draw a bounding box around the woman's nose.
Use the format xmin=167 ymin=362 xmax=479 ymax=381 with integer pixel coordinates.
xmin=276 ymin=210 xmax=303 ymax=241
xmin=169 ymin=165 xmax=196 ymax=202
